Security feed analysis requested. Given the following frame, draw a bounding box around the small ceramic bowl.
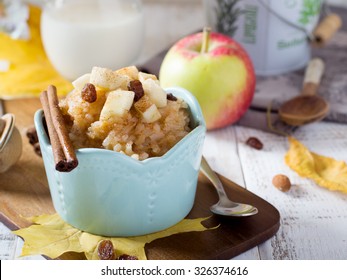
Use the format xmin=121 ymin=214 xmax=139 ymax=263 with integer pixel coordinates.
xmin=35 ymin=87 xmax=206 ymax=236
xmin=0 ymin=114 xmax=22 ymax=173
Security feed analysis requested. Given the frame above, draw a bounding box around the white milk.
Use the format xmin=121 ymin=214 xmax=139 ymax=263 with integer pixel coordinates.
xmin=41 ymin=0 xmax=144 ymax=80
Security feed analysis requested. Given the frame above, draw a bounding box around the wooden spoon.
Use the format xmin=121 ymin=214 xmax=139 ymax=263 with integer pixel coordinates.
xmin=279 ymin=58 xmax=329 ymax=126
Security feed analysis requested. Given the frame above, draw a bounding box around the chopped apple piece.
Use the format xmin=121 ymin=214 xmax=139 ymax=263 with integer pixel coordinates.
xmin=134 ymin=95 xmax=161 ymax=123
xmin=142 ymin=104 xmax=161 ymax=123
xmin=115 ymin=66 xmax=139 ymax=80
xmin=138 ymin=72 xmax=158 ymax=84
xmin=142 ymin=78 xmax=167 ymax=108
xmin=100 ymin=90 xmax=135 ymax=120
xmin=90 ymin=66 xmax=129 ymax=90
xmin=72 ymin=73 xmax=91 ymax=91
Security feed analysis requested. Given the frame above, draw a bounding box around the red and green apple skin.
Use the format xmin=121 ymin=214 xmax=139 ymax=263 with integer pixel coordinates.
xmin=159 ymin=32 xmax=256 ymax=130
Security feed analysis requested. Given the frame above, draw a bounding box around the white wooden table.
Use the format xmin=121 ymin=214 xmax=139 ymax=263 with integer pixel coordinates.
xmin=1 ymin=0 xmax=347 ymax=261
xmin=204 ymin=122 xmax=347 ymax=260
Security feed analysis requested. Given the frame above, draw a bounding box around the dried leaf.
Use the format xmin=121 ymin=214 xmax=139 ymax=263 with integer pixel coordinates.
xmin=13 ymin=214 xmax=215 ymax=260
xmin=285 ymin=137 xmax=347 ymax=193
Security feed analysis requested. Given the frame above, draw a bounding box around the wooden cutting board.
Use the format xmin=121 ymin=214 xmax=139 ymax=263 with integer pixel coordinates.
xmin=0 ymin=98 xmax=280 ymax=260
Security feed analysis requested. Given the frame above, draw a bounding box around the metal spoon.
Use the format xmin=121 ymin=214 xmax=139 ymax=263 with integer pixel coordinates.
xmin=200 ymin=157 xmax=258 ymax=217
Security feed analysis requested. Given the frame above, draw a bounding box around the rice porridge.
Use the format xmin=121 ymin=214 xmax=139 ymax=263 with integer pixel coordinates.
xmin=59 ymin=66 xmax=191 ymax=160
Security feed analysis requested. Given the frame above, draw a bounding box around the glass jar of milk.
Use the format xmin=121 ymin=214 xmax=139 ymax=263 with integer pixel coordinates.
xmin=41 ymin=0 xmax=144 ymax=80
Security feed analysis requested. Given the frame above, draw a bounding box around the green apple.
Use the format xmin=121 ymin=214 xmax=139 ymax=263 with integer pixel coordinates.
xmin=159 ymin=28 xmax=255 ymax=130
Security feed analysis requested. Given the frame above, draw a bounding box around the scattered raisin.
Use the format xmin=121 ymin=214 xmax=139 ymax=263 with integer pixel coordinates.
xmin=25 ymin=125 xmax=43 ymax=157
xmin=81 ymin=83 xmax=97 ymax=103
xmin=128 ymin=80 xmax=144 ymax=102
xmin=97 ymin=240 xmax=115 ymax=260
xmin=167 ymin=93 xmax=177 ymax=101
xmin=118 ymin=254 xmax=138 ymax=260
xmin=272 ymin=174 xmax=291 ymax=192
xmin=26 ymin=126 xmax=38 ymax=145
xmin=33 ymin=142 xmax=42 ymax=157
xmin=246 ymin=137 xmax=263 ymax=150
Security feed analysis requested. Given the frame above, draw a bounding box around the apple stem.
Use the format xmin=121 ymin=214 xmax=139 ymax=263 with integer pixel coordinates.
xmin=200 ymin=27 xmax=211 ymax=54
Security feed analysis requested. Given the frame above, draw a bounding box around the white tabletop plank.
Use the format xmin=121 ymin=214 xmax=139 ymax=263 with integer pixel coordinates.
xmin=235 ymin=123 xmax=347 ymax=260
xmin=199 ymin=120 xmax=347 ymax=260
xmin=0 ymin=223 xmax=17 ymax=260
xmin=0 ymin=222 xmax=44 ymax=260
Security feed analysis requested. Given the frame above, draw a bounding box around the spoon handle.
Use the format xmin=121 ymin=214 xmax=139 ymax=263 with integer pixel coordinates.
xmin=302 ymin=58 xmax=325 ymax=96
xmin=200 ymin=156 xmax=228 ymax=200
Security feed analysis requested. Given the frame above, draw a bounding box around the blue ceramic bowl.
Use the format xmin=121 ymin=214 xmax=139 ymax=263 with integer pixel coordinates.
xmin=35 ymin=87 xmax=206 ymax=236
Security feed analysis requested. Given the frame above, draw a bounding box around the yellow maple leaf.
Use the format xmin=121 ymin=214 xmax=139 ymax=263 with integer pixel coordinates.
xmin=285 ymin=137 xmax=347 ymax=193
xmin=14 ymin=214 xmax=215 ymax=260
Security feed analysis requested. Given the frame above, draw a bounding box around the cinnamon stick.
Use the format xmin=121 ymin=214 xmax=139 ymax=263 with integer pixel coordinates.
xmin=40 ymin=91 xmax=66 ymax=171
xmin=40 ymin=86 xmax=78 ymax=172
